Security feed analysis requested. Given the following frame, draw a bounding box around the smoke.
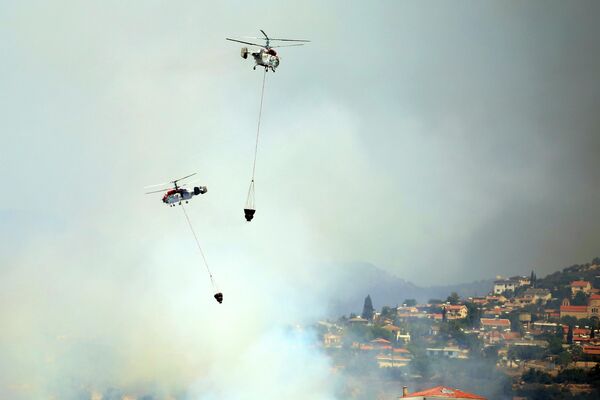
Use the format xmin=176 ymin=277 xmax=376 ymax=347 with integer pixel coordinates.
xmin=1 ymin=1 xmax=600 ymax=398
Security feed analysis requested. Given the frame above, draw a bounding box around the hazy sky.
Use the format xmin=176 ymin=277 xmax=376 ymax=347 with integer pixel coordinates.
xmin=1 ymin=1 xmax=599 ymax=397
xmin=2 ymin=1 xmax=599 ymax=284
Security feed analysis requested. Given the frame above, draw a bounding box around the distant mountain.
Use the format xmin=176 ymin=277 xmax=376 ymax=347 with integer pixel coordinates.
xmin=323 ymin=262 xmax=494 ymax=316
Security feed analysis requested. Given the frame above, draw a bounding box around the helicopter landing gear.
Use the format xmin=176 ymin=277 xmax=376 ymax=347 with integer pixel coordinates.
xmin=253 ymin=65 xmax=257 ymax=70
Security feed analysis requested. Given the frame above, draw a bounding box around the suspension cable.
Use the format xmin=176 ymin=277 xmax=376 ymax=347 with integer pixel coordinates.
xmin=181 ymin=204 xmax=216 ymax=289
xmin=250 ymin=68 xmax=268 ymax=182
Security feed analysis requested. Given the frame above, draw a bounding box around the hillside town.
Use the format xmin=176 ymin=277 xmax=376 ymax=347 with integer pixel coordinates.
xmin=317 ymin=258 xmax=600 ymax=400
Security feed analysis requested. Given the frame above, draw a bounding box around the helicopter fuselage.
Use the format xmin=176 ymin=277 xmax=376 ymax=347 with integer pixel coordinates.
xmin=242 ymin=47 xmax=280 ymax=71
xmin=161 ymin=186 xmax=207 ymax=206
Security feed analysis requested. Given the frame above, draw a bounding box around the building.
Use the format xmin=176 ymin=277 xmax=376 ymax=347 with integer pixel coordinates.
xmin=480 ymin=318 xmax=511 ymax=331
xmin=559 ymin=295 xmax=600 ymax=319
xmin=426 ymin=347 xmax=469 ymax=359
xmin=376 ymin=348 xmax=411 ymax=368
xmin=571 ymin=280 xmax=592 ymax=295
xmin=494 ymin=279 xmax=518 ymax=295
xmin=444 ymin=305 xmax=468 ymax=320
xmin=520 ymin=288 xmax=552 ymax=304
xmin=323 ymin=333 xmax=342 ymax=348
xmin=493 ymin=276 xmax=530 ymax=295
xmin=400 ymin=386 xmax=486 ymax=400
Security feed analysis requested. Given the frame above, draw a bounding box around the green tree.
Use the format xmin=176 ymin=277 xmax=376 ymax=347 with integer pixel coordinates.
xmin=547 ymin=336 xmax=564 ymax=355
xmin=361 ymin=295 xmax=374 ymax=320
xmin=403 ymin=298 xmax=417 ymax=307
xmin=509 ymin=312 xmax=524 ymax=334
xmin=446 ymin=292 xmax=460 ymax=305
xmin=571 ymin=344 xmax=583 ymax=362
xmin=567 ymin=325 xmax=574 ymax=345
xmin=380 ymin=306 xmax=396 ymax=320
xmin=561 ymin=315 xmax=577 ymax=327
xmin=557 ymin=351 xmax=572 ymax=367
xmin=464 ymin=302 xmax=482 ymax=328
xmin=572 ymin=291 xmax=589 ymax=306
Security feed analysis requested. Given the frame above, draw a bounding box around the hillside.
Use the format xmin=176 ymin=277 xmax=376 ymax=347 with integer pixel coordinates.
xmin=324 ymin=262 xmax=494 ymax=315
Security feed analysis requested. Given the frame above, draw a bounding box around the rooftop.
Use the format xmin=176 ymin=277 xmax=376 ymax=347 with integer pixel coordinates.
xmin=571 ymin=280 xmax=591 ymax=287
xmin=404 ymin=386 xmax=486 ymax=399
xmin=560 ymin=305 xmax=588 ymax=312
xmin=480 ymin=318 xmax=510 ymax=327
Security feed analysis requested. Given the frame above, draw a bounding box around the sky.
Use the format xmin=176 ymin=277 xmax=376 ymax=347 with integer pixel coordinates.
xmin=1 ymin=1 xmax=599 ymax=398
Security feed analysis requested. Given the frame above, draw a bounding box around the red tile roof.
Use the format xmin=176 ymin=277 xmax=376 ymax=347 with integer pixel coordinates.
xmin=406 ymin=386 xmax=486 ymax=399
xmin=445 ymin=305 xmax=466 ymax=310
xmin=480 ymin=318 xmax=510 ymax=327
xmin=571 ymin=280 xmax=590 ymax=287
xmin=583 ymin=346 xmax=600 ymax=355
xmin=383 ymin=324 xmax=401 ymax=331
xmin=560 ymin=305 xmax=588 ymax=313
xmin=590 ymin=294 xmax=600 ymax=301
xmin=371 ymin=338 xmax=391 ymax=344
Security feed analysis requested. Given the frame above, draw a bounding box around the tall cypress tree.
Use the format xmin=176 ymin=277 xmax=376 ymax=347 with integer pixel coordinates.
xmin=361 ymin=295 xmax=374 ymax=320
xmin=567 ymin=325 xmax=574 ymax=345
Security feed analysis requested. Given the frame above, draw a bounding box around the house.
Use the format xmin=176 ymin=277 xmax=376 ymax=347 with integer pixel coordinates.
xmin=520 ymin=288 xmax=552 ymax=304
xmin=396 ymin=306 xmax=426 ymax=319
xmin=493 ymin=276 xmax=530 ymax=295
xmin=494 ymin=279 xmax=519 ymax=294
xmin=583 ymin=345 xmax=600 ymax=360
xmin=376 ymin=348 xmax=411 ymax=368
xmin=370 ymin=338 xmax=392 ymax=351
xmin=480 ymin=318 xmax=511 ymax=331
xmin=532 ymin=322 xmax=561 ymax=334
xmin=383 ymin=324 xmax=411 ymax=343
xmin=571 ymin=280 xmax=592 ymax=295
xmin=400 ymin=386 xmax=486 ymax=400
xmin=444 ymin=305 xmax=468 ymax=320
xmin=323 ymin=333 xmax=342 ymax=348
xmin=426 ymin=347 xmax=469 ymax=359
xmin=562 ymin=326 xmax=592 ymax=344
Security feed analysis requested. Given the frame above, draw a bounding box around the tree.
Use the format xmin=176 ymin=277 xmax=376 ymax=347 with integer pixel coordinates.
xmin=570 ymin=344 xmax=583 ymax=362
xmin=380 ymin=306 xmax=396 ymax=320
xmin=429 ymin=298 xmax=443 ymax=304
xmin=361 ymin=295 xmax=374 ymax=320
xmin=572 ymin=291 xmax=589 ymax=306
xmin=446 ymin=292 xmax=460 ymax=305
xmin=403 ymin=298 xmax=417 ymax=307
xmin=567 ymin=325 xmax=574 ymax=345
xmin=557 ymin=351 xmax=572 ymax=367
xmin=464 ymin=302 xmax=482 ymax=328
xmin=509 ymin=312 xmax=524 ymax=334
xmin=530 ymin=270 xmax=537 ymax=287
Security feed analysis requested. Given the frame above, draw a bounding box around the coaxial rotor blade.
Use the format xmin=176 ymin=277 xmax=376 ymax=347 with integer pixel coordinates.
xmin=271 ymin=44 xmax=306 ymax=48
xmin=145 ymin=188 xmax=170 ymax=195
xmin=226 ymin=38 xmax=264 ymax=47
xmin=172 ymin=173 xmax=197 ymax=183
xmin=144 ymin=182 xmax=170 ymax=189
xmin=269 ymin=38 xmax=310 ymax=42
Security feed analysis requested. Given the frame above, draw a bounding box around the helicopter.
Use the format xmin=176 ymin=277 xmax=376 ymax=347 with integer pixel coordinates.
xmin=226 ymin=30 xmax=309 ymax=72
xmin=145 ymin=173 xmax=207 ymax=207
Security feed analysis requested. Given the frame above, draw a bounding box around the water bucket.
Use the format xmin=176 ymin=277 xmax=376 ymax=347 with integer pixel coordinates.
xmin=244 ymin=208 xmax=256 ymax=222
